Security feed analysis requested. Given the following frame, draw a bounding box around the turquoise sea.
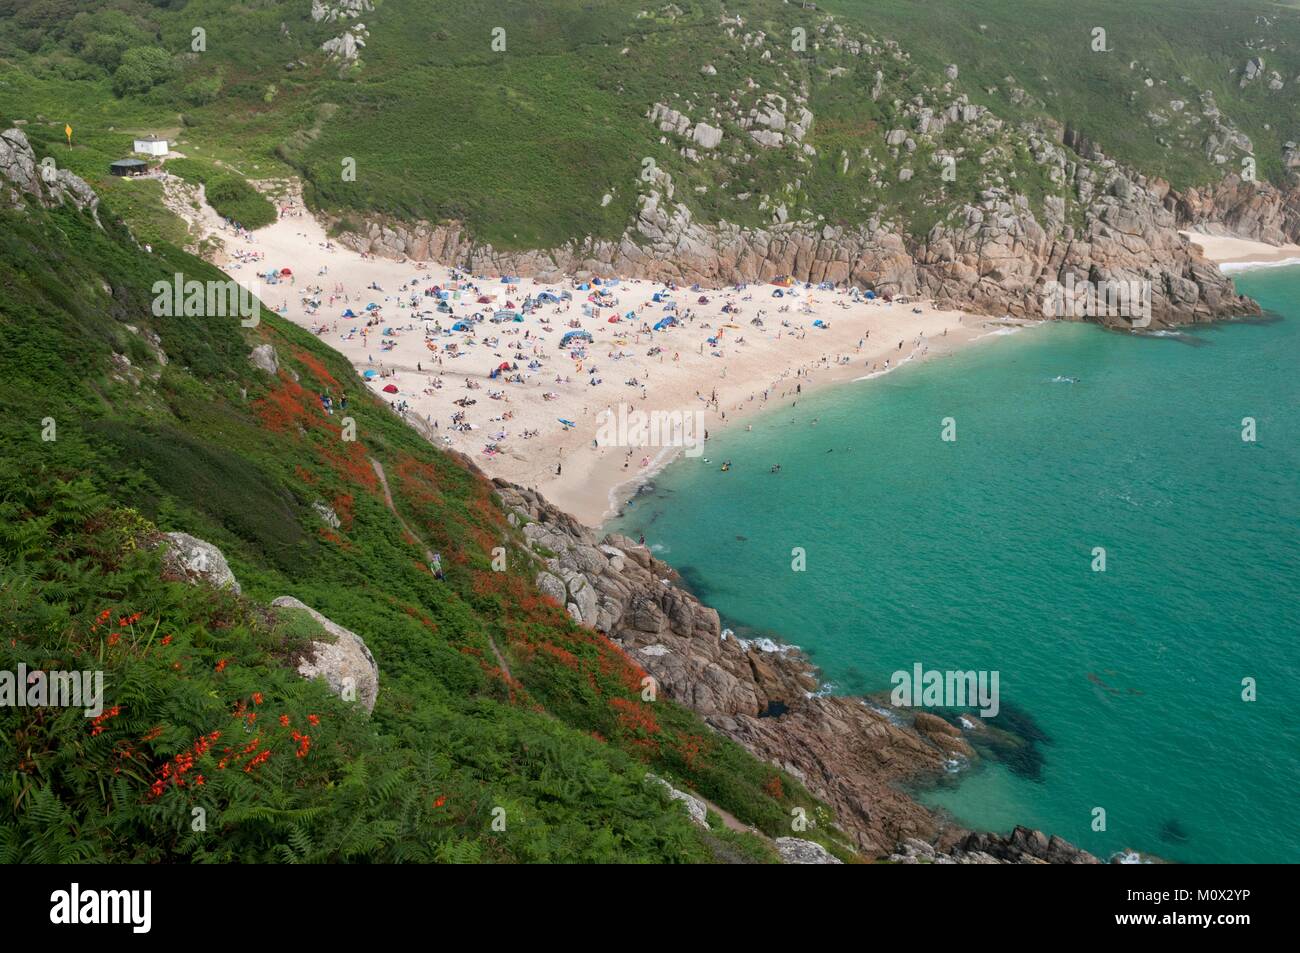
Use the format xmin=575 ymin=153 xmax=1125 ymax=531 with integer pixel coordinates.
xmin=608 ymin=268 xmax=1300 ymax=863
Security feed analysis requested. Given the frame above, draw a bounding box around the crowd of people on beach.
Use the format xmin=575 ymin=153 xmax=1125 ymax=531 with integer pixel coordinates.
xmin=204 ymin=186 xmax=968 ymax=506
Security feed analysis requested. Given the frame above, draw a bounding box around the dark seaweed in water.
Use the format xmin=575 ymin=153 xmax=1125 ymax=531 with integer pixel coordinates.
xmin=1159 ymin=819 xmax=1191 ymax=844
xmin=672 ymin=564 xmax=715 ymax=601
xmin=950 ymin=701 xmax=1052 ymax=781
xmin=837 ymin=664 xmax=872 ymax=696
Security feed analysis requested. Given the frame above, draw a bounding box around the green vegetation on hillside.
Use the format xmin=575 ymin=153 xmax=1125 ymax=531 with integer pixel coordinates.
xmin=167 ymin=157 xmax=276 ymax=228
xmin=0 ymin=186 xmax=846 ymax=863
xmin=2 ymin=0 xmax=1294 ymax=254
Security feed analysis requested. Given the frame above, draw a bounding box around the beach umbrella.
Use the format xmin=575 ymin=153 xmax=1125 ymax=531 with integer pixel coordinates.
xmin=363 ymin=369 xmax=378 ymax=379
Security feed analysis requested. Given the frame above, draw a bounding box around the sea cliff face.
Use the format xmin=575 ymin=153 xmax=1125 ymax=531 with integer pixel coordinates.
xmin=494 ymin=480 xmax=1105 ymax=862
xmin=333 ymin=149 xmax=1289 ymax=331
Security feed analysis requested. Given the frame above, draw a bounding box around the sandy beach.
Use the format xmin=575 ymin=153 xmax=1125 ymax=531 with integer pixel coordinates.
xmin=1181 ymin=230 xmax=1300 ymax=270
xmin=186 ymin=180 xmax=1025 ymax=526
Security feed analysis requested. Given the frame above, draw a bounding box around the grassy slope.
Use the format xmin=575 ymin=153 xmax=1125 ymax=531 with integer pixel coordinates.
xmin=822 ymin=0 xmax=1300 ymax=185
xmin=0 ymin=190 xmax=852 ymax=863
xmin=2 ymin=1 xmax=1295 ymax=253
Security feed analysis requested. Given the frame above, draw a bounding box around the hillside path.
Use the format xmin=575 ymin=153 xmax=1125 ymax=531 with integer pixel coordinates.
xmin=368 ymin=456 xmax=513 ymax=678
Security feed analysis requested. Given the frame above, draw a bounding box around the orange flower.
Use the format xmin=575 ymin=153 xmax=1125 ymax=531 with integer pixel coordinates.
xmin=252 ymin=692 xmax=263 ymax=705
xmin=215 ymin=658 xmax=228 ymax=673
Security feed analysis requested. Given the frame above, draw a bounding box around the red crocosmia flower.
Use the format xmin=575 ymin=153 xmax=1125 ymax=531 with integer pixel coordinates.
xmin=160 ymin=634 xmax=173 ymax=646
xmin=252 ymin=692 xmax=263 ymax=705
xmin=215 ymin=658 xmax=228 ymax=673
xmin=433 ymin=795 xmax=447 ymax=809
xmin=307 ymin=714 xmax=320 ymax=727
xmin=279 ymin=714 xmax=290 ymax=727
xmin=107 ymin=632 xmax=121 ymax=646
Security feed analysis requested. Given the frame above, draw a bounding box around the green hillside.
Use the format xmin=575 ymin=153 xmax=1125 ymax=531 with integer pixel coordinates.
xmin=0 ymin=180 xmax=847 ymax=862
xmin=2 ymin=0 xmax=1295 ymax=251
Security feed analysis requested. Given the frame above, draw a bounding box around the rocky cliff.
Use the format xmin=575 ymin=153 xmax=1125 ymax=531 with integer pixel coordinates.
xmin=1174 ymin=174 xmax=1300 ymax=246
xmin=0 ymin=127 xmax=100 ymax=225
xmin=495 ymin=480 xmax=1104 ymax=861
xmin=336 ymin=149 xmax=1267 ymax=330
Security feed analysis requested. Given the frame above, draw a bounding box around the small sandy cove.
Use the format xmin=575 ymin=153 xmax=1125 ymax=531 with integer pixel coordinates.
xmin=1181 ymin=231 xmax=1300 ymax=270
xmin=188 ymin=184 xmax=1029 ymax=526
